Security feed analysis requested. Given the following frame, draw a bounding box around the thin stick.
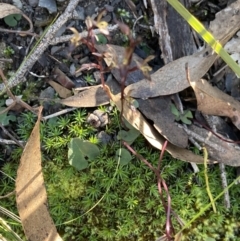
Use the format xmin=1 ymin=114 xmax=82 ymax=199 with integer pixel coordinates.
xmin=43 ymin=107 xmax=77 ymax=120
xmin=0 ymin=124 xmax=25 ymax=148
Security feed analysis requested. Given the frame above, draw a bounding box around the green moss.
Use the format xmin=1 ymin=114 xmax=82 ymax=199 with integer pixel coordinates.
xmin=1 ymin=107 xmax=240 ymax=240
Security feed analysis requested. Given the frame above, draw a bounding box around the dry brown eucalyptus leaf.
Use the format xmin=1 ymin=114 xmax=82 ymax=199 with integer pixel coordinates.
xmin=104 ymin=85 xmax=214 ymax=164
xmin=16 ymin=107 xmax=63 ymax=241
xmin=189 ymin=124 xmax=240 ymax=166
xmin=0 ymin=3 xmax=22 ymax=18
xmin=52 ymin=67 xmax=75 ymax=89
xmin=125 ymin=53 xmax=216 ymax=99
xmin=138 ymin=97 xmax=188 ymax=148
xmin=190 ymin=79 xmax=240 ymax=130
xmin=48 ymin=80 xmax=72 ymax=98
xmin=60 ymin=85 xmax=110 ymax=107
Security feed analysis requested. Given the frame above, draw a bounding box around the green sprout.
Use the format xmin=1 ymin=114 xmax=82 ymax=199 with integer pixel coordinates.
xmin=4 ymin=14 xmax=21 ymax=27
xmin=3 ymin=46 xmax=15 ymax=58
xmin=171 ymin=103 xmax=193 ymax=125
xmin=84 ymin=73 xmax=96 ymax=85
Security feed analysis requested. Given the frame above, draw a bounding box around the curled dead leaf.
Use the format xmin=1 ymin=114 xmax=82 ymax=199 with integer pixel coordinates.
xmin=60 ymin=85 xmax=110 ymax=107
xmin=125 ymin=53 xmax=216 ymax=99
xmin=190 ymin=79 xmax=240 ymax=130
xmin=0 ymin=3 xmax=22 ymax=18
xmin=16 ymin=107 xmax=63 ymax=241
xmin=48 ymin=80 xmax=72 ymax=98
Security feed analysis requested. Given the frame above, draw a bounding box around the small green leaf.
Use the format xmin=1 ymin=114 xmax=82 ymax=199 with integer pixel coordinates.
xmin=0 ymin=108 xmax=16 ymax=126
xmin=180 ymin=116 xmax=192 ymax=125
xmin=4 ymin=14 xmax=22 ymax=27
xmin=117 ymin=128 xmax=140 ymax=145
xmin=183 ymin=110 xmax=193 ymax=119
xmin=175 ymin=115 xmax=181 ymax=121
xmin=171 ymin=104 xmax=180 ymax=117
xmin=96 ymin=33 xmax=108 ymax=45
xmin=68 ymin=138 xmax=100 ymax=170
xmin=115 ymin=148 xmax=132 ymax=165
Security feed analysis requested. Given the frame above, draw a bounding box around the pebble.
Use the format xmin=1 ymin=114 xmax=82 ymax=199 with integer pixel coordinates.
xmin=85 ymin=2 xmax=97 ymax=17
xmin=38 ymin=0 xmax=57 ymax=14
xmin=75 ymin=6 xmax=85 ymax=20
xmin=97 ymin=131 xmax=111 ymax=144
xmin=28 ymin=0 xmax=39 ymax=7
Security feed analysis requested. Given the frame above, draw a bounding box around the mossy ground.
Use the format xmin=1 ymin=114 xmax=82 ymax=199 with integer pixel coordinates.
xmin=1 ymin=107 xmax=240 ymax=241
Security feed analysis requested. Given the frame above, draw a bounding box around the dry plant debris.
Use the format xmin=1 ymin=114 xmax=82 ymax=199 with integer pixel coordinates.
xmin=15 ymin=107 xmax=62 ymax=241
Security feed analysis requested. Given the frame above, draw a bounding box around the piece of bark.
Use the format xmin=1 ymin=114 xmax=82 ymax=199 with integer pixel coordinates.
xmin=166 ymin=0 xmax=197 ymax=58
xmin=150 ymin=0 xmax=196 ymax=63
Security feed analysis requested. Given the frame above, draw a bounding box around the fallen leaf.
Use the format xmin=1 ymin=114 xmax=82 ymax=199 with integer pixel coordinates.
xmin=104 ymin=85 xmax=215 ymax=164
xmin=48 ymin=80 xmax=72 ymax=98
xmin=16 ymin=107 xmax=63 ymax=241
xmin=52 ymin=67 xmax=75 ymax=89
xmin=190 ymin=79 xmax=240 ymax=130
xmin=125 ymin=53 xmax=216 ymax=99
xmin=138 ymin=97 xmax=188 ymax=148
xmin=0 ymin=3 xmax=22 ymax=19
xmin=60 ymin=85 xmax=110 ymax=107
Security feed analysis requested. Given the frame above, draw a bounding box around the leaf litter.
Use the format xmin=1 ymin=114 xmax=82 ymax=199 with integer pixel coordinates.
xmin=4 ymin=1 xmax=240 ymax=239
xmin=15 ymin=106 xmax=62 ymax=241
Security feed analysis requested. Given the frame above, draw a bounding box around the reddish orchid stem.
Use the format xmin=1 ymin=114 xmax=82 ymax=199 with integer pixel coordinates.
xmin=123 ymin=140 xmax=174 ymax=239
xmin=123 ymin=141 xmax=157 ymax=173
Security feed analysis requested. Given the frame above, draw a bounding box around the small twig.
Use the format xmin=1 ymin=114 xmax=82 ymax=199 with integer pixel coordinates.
xmin=179 ymin=124 xmax=225 ymax=153
xmin=219 ymin=163 xmax=230 ymax=209
xmin=43 ymin=107 xmax=77 ymax=120
xmin=0 ymin=124 xmax=25 ymax=148
xmin=0 ymin=138 xmax=25 ymax=146
xmin=0 ymin=170 xmax=15 ymax=182
xmin=0 ymin=58 xmax=13 ymax=63
xmin=132 ymin=16 xmax=143 ymax=38
xmin=0 ymin=69 xmax=39 ymax=117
